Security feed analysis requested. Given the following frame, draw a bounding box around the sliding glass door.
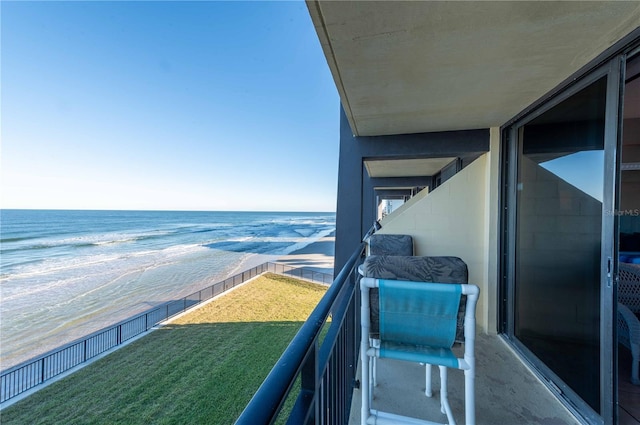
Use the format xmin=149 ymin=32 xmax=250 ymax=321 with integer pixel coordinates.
xmin=504 ymin=61 xmax=621 ymax=423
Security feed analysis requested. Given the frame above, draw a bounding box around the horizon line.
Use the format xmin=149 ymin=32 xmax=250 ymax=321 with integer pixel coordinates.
xmin=0 ymin=207 xmax=337 ymax=214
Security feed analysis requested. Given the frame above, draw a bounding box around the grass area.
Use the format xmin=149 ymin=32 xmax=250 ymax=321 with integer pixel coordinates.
xmin=1 ymin=273 xmax=328 ymax=425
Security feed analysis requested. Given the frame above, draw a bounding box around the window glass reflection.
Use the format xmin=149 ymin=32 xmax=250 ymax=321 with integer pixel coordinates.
xmin=515 ymin=76 xmax=607 ymax=412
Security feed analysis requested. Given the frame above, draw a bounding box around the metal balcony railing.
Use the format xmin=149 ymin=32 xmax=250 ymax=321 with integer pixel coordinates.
xmin=236 ymin=244 xmax=365 ymax=425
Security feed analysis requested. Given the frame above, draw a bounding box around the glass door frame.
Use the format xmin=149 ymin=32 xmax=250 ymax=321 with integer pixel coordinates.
xmin=500 ymin=58 xmax=624 ymax=424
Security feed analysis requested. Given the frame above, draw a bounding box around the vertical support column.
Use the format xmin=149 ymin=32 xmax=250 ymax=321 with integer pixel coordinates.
xmin=335 ymin=107 xmax=367 ymax=275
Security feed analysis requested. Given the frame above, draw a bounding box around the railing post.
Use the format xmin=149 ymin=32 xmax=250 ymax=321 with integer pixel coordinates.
xmin=300 ymin=340 xmax=319 ymax=423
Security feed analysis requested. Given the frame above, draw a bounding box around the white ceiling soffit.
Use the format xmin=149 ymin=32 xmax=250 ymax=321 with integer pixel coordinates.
xmin=375 ymin=187 xmax=418 ymax=191
xmin=307 ymin=1 xmax=640 ymax=137
xmin=365 ymin=157 xmax=456 ymax=178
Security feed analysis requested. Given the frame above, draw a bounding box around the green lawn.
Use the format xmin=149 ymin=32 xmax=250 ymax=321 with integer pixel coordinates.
xmin=1 ymin=273 xmax=327 ymax=425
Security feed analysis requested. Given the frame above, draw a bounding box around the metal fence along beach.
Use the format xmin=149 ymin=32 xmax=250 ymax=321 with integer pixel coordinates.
xmin=0 ymin=262 xmax=332 ymax=404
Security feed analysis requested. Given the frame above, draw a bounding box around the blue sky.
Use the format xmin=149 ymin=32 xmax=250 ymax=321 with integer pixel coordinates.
xmin=541 ymin=151 xmax=604 ymax=202
xmin=1 ymin=1 xmax=340 ymax=212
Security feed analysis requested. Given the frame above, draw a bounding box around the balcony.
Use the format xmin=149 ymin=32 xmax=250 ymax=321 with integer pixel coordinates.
xmin=347 ymin=332 xmax=579 ymax=424
xmin=236 ymin=245 xmax=582 ymax=425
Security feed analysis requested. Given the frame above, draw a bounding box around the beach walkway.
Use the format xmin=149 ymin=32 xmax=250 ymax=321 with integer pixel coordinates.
xmin=273 ymin=234 xmax=335 ymax=275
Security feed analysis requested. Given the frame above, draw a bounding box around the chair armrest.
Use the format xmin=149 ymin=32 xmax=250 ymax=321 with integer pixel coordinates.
xmin=618 ymin=302 xmax=640 ymax=344
xmin=619 ymin=263 xmax=640 ymax=314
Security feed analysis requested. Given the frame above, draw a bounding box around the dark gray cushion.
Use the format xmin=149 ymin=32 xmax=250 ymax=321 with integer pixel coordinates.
xmin=369 ymin=234 xmax=414 ymax=256
xmin=361 ymin=255 xmax=469 ymax=342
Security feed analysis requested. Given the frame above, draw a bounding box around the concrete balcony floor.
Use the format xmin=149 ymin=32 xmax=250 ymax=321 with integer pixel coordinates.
xmin=349 ymin=332 xmax=581 ymax=425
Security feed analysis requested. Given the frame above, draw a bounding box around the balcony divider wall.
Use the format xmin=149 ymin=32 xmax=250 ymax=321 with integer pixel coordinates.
xmin=334 ymin=111 xmax=489 ymax=274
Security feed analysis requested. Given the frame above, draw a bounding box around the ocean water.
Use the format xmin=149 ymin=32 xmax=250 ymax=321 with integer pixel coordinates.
xmin=0 ymin=209 xmax=335 ymax=369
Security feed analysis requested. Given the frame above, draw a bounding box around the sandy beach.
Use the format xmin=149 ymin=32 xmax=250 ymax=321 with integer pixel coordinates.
xmin=275 ymin=233 xmax=335 ymax=275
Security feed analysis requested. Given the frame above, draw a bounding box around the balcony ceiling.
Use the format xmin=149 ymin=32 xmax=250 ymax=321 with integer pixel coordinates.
xmin=365 ymin=157 xmax=456 ymax=178
xmin=307 ymin=1 xmax=640 ymax=137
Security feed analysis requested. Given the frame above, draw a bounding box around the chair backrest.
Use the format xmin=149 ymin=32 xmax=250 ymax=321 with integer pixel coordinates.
xmin=361 ymin=278 xmax=479 ymax=351
xmin=619 ymin=262 xmax=640 ymax=314
xmin=378 ymin=279 xmax=462 ymax=348
xmin=368 ymin=234 xmax=414 ymax=256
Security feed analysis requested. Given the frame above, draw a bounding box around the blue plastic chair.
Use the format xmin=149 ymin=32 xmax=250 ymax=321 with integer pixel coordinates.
xmin=360 ymin=278 xmax=479 ymax=425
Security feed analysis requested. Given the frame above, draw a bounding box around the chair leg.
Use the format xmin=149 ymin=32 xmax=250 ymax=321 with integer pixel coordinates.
xmin=464 ymin=368 xmax=476 ymax=425
xmin=425 ymin=364 xmax=433 ymax=397
xmin=369 ymin=357 xmax=374 ymax=407
xmin=373 ymin=356 xmax=378 ymax=387
xmin=439 ymin=366 xmax=455 ymax=425
xmin=361 ymin=349 xmax=371 ymax=424
xmin=367 ymin=339 xmax=378 ymax=407
xmin=371 ymin=338 xmax=379 ymax=387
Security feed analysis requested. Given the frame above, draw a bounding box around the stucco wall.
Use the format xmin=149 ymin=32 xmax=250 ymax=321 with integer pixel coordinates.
xmin=379 ymin=186 xmax=430 ymax=227
xmin=377 ymin=150 xmax=495 ymax=331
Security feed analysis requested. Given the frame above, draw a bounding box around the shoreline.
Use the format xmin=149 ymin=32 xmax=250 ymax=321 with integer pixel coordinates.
xmin=0 ymin=232 xmax=336 ymax=371
xmin=0 ymin=232 xmax=337 ymax=407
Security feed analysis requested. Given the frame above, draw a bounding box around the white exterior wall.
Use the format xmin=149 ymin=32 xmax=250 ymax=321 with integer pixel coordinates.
xmin=377 ymin=128 xmax=502 ymax=333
